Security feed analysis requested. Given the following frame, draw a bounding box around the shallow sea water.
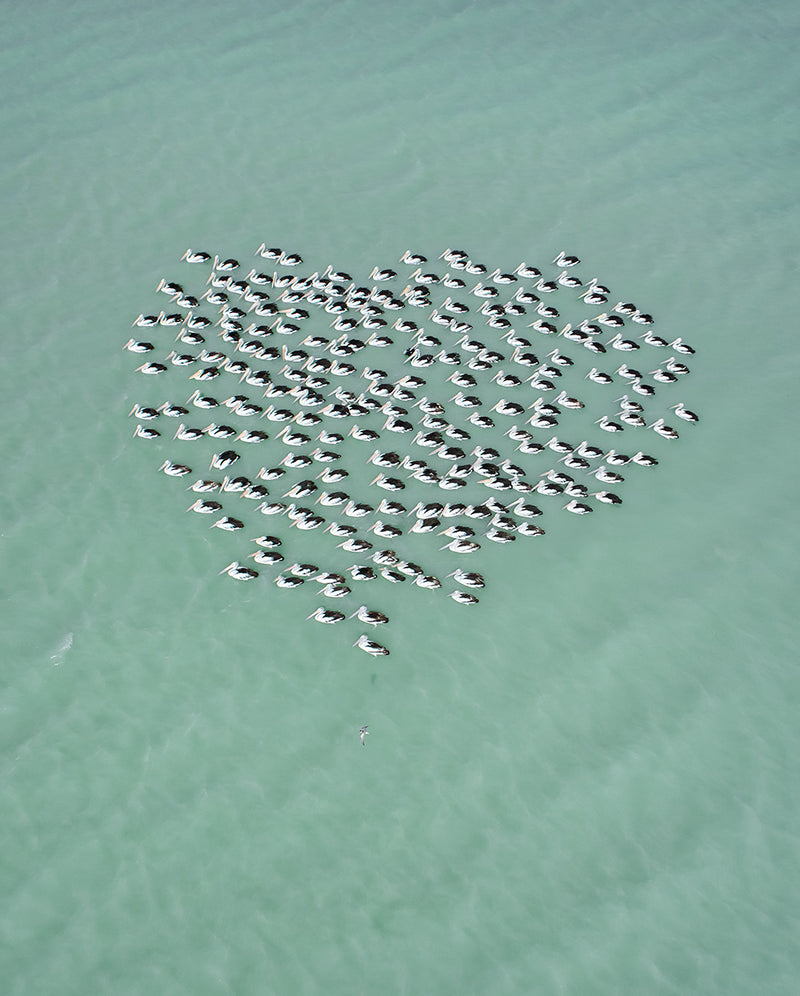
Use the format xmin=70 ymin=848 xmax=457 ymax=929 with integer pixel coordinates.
xmin=2 ymin=1 xmax=799 ymax=993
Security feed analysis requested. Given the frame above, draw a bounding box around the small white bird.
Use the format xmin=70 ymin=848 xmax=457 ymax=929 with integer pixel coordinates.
xmin=360 ymin=726 xmax=369 ymax=746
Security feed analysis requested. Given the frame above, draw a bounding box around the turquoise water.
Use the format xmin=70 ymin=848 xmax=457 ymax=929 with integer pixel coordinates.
xmin=2 ymin=0 xmax=799 ymax=993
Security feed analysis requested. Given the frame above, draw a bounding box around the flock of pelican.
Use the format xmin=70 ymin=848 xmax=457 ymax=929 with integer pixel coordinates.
xmin=126 ymin=244 xmax=699 ymax=656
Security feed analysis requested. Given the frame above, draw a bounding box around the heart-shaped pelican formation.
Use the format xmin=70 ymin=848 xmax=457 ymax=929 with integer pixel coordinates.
xmin=126 ymin=245 xmax=699 ymax=655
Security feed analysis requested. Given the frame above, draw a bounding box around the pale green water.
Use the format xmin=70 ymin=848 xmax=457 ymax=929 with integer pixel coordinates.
xmin=2 ymin=1 xmax=799 ymax=993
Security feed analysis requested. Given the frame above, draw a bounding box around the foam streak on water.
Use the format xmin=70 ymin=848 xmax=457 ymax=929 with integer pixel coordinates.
xmin=1 ymin=1 xmax=799 ymax=994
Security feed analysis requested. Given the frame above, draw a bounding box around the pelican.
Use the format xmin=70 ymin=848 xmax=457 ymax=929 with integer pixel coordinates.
xmin=158 ymin=460 xmax=192 ymax=477
xmin=321 ymin=583 xmax=351 ymax=597
xmin=563 ymin=500 xmax=592 ymax=514
xmin=219 ymin=561 xmax=258 ymax=580
xmin=595 ymin=416 xmax=624 ymax=432
xmin=132 ymin=313 xmax=160 ymax=327
xmin=344 ymin=501 xmax=374 ymax=518
xmin=354 ymin=635 xmax=389 ymax=656
xmin=136 ymin=362 xmax=167 ymax=375
xmin=557 ymin=269 xmax=582 ymax=288
xmin=187 ymin=499 xmax=222 ymax=514
xmin=607 ymin=333 xmax=639 ymax=351
xmin=441 ymin=538 xmax=480 ymax=554
xmin=632 ymin=451 xmax=658 ymax=466
xmin=251 ymin=550 xmax=284 ymax=566
xmin=650 ymin=419 xmax=680 ymax=439
xmin=449 ymin=570 xmax=485 ymax=589
xmin=222 ymin=475 xmax=250 ymax=493
xmin=370 ymin=267 xmax=396 ymax=281
xmin=133 ymin=424 xmax=159 ymax=439
xmin=594 ymin=466 xmax=624 ymax=483
xmin=372 ymin=520 xmax=402 ymax=539
xmin=325 ymin=522 xmax=356 ymax=538
xmin=189 ymin=366 xmax=220 ymax=381
xmin=663 ymin=358 xmax=690 ymax=375
xmin=583 ymin=339 xmax=606 ymax=354
xmin=669 ymin=338 xmax=695 ymax=355
xmin=670 ymin=403 xmax=699 ymax=423
xmin=592 ymin=491 xmax=622 ymax=504
xmin=189 ymin=479 xmax=219 ymax=492
xmin=552 ymin=251 xmax=580 ymax=267
xmin=544 ymin=437 xmax=573 ymax=454
xmin=210 ymin=450 xmax=240 ymax=470
xmin=485 ymin=528 xmax=515 ymax=544
xmin=492 ymin=399 xmax=526 ymax=417
xmin=351 ymin=606 xmax=389 ymax=626
xmin=174 ymin=424 xmax=205 ymax=441
xmin=276 ymin=574 xmax=305 ymax=588
xmin=256 ymin=501 xmax=287 ymax=515
xmin=371 ymin=474 xmax=405 ymax=491
xmin=253 ymin=535 xmax=281 ymax=548
xmin=212 ymin=516 xmax=244 ymax=531
xmin=442 ymin=524 xmax=476 ymax=539
xmin=129 ymin=404 xmax=159 ymax=419
xmin=415 ymin=575 xmax=442 ymax=589
xmin=124 ymin=338 xmax=154 ymax=353
xmin=554 ymin=390 xmax=584 ymax=410
xmin=631 ymin=378 xmax=656 ymax=398
xmin=189 ymin=390 xmax=220 ymax=409
xmin=401 ymin=250 xmax=427 ymax=265
xmin=381 ymin=568 xmax=405 ymax=583
xmin=510 ymin=501 xmax=543 ymax=518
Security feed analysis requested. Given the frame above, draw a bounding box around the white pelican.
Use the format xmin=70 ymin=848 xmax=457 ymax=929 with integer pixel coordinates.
xmin=451 ymin=591 xmax=479 ymax=604
xmin=595 ymin=416 xmax=624 ymax=433
xmin=370 ymin=266 xmax=396 ymax=281
xmin=219 ymin=561 xmax=257 ymax=580
xmin=129 ymin=404 xmax=159 ymax=420
xmin=351 ymin=606 xmax=389 ymax=627
xmin=354 ymin=635 xmax=390 ymax=656
xmin=161 ymin=460 xmax=192 ymax=477
xmin=555 ymin=390 xmax=584 ymax=409
xmin=552 ymin=251 xmax=580 ymax=267
xmin=247 ymin=550 xmax=282 ymax=567
xmin=187 ymin=498 xmax=223 ymax=514
xmin=585 ymin=368 xmax=613 ymax=385
xmin=670 ymin=403 xmax=699 ymax=423
xmin=448 ymin=569 xmax=485 ymax=589
xmin=307 ymin=607 xmax=345 ymax=624
xmin=212 ymin=516 xmax=244 ymax=531
xmin=133 ymin=424 xmax=159 ymax=439
xmin=607 ymin=333 xmax=639 ymax=351
xmin=650 ymin=419 xmax=680 ymax=439
xmin=174 ymin=424 xmax=205 ymax=441
xmin=563 ymin=500 xmax=592 ymax=514
xmin=275 ymin=574 xmax=305 ymax=588
xmin=592 ymin=491 xmax=622 ymax=505
xmin=124 ymin=338 xmax=154 ymax=353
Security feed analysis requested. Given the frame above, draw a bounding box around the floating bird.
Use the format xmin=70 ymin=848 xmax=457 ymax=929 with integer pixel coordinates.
xmin=219 ymin=561 xmax=258 ymax=580
xmin=354 ymin=635 xmax=390 ymax=656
